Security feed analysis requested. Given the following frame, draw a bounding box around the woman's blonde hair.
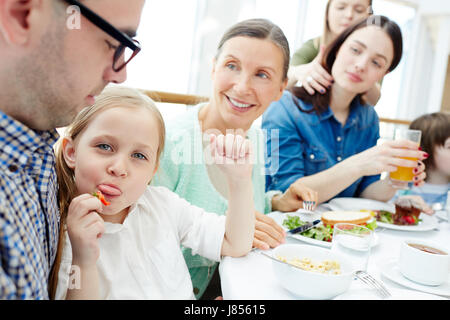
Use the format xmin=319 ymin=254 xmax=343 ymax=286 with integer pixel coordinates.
xmin=48 ymin=86 xmax=166 ymax=299
xmin=320 ymin=0 xmax=373 ymax=48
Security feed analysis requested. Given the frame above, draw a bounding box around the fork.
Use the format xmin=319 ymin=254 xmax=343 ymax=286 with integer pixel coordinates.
xmin=354 ymin=270 xmax=392 ymax=299
xmin=302 ymin=201 xmax=316 ymax=211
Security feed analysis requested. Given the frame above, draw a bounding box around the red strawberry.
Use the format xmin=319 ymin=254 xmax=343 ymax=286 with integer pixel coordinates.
xmin=403 ymin=216 xmax=415 ymax=225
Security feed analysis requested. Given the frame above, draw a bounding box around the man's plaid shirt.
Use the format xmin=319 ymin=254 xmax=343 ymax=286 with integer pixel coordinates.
xmin=0 ymin=110 xmax=60 ymax=299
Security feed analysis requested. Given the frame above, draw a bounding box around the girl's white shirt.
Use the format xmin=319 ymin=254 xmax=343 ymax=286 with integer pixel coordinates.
xmin=55 ymin=186 xmax=226 ymax=300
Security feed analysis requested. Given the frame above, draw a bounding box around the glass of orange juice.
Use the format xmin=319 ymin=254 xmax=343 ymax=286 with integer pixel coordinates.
xmin=389 ymin=129 xmax=421 ymax=189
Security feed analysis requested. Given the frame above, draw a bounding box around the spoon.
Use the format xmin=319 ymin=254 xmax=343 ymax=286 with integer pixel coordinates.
xmin=259 ymin=251 xmax=305 ymax=271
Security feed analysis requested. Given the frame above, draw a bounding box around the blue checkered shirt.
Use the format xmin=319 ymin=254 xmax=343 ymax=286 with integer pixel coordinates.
xmin=0 ymin=110 xmax=60 ymax=299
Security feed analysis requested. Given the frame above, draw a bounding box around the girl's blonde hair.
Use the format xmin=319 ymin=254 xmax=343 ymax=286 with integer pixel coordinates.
xmin=320 ymin=0 xmax=373 ymax=48
xmin=48 ymin=86 xmax=166 ymax=299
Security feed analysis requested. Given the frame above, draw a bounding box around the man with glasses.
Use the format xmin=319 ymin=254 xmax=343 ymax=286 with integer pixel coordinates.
xmin=0 ymin=0 xmax=144 ymax=299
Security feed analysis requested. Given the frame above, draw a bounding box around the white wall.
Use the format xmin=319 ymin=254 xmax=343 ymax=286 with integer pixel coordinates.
xmin=123 ymin=0 xmax=450 ymax=121
xmin=187 ymin=0 xmax=303 ymax=96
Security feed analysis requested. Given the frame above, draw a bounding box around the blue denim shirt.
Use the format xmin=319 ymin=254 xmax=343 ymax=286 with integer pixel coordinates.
xmin=262 ymin=90 xmax=380 ymax=198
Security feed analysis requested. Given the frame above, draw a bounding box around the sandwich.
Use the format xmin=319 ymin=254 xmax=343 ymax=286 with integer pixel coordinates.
xmin=321 ymin=211 xmax=376 ymax=230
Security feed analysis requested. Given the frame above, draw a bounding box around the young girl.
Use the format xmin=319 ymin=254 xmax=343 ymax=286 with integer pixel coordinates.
xmin=395 ymin=112 xmax=450 ymax=207
xmin=263 ymin=15 xmax=429 ymax=204
xmin=50 ymin=86 xmax=255 ymax=299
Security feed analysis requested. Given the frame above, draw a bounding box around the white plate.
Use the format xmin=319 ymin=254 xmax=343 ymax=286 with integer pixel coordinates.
xmin=377 ymin=213 xmax=439 ymax=231
xmin=326 ymin=197 xmax=395 ymax=212
xmin=435 ymin=210 xmax=448 ymax=221
xmin=272 ymin=211 xmax=379 ymax=248
xmin=380 ymin=259 xmax=450 ymax=297
xmin=327 ymin=197 xmax=439 ymax=232
xmin=335 ymin=286 xmax=447 ymax=300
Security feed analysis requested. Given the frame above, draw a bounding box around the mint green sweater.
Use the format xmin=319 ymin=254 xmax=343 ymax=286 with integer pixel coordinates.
xmin=152 ymin=104 xmax=274 ymax=298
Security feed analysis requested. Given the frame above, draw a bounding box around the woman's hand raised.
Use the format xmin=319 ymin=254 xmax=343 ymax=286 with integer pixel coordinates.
xmin=348 ymin=139 xmax=428 ymax=182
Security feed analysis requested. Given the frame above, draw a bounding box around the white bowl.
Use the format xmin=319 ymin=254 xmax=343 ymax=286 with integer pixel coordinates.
xmin=271 ymin=244 xmax=353 ymax=299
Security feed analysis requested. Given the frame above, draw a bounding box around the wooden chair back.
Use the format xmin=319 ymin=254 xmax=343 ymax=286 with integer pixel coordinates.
xmin=141 ymin=89 xmax=411 ymax=126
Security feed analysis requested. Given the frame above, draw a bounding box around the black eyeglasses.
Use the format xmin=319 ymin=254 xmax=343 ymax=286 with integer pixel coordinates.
xmin=63 ymin=0 xmax=141 ymax=72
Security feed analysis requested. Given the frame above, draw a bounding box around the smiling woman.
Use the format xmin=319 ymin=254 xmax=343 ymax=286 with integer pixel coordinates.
xmin=204 ymin=35 xmax=287 ymax=132
xmin=152 ymin=18 xmax=319 ymax=299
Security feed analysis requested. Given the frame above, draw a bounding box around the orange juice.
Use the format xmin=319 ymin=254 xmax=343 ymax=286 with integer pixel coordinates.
xmin=389 ymin=157 xmax=418 ymax=182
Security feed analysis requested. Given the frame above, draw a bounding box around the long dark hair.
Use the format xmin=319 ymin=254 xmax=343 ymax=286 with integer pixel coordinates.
xmin=291 ymin=15 xmax=403 ymax=114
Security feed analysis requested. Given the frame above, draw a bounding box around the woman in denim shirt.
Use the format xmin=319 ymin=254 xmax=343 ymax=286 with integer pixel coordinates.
xmin=263 ymin=16 xmax=429 ymax=203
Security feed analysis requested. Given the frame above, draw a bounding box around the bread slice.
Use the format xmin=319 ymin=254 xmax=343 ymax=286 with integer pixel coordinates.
xmin=321 ymin=211 xmax=371 ymax=226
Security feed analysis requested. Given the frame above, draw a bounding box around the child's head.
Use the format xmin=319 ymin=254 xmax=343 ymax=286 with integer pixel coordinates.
xmin=56 ymin=86 xmax=166 ymax=218
xmin=410 ymin=112 xmax=450 ymax=178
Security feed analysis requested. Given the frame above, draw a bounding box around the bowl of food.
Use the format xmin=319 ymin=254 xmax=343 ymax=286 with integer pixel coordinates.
xmin=271 ymin=244 xmax=353 ymax=299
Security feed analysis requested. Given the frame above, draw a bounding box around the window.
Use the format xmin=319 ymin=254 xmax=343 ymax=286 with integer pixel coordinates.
xmin=124 ymin=0 xmax=417 ymax=122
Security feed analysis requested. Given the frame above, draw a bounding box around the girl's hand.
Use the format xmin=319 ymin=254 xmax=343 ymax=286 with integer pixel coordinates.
xmin=271 ymin=182 xmax=319 ymax=212
xmin=398 ymin=195 xmax=434 ymax=215
xmin=293 ymin=45 xmax=333 ymax=95
xmin=350 ymin=139 xmax=428 ymax=177
xmin=208 ymin=133 xmax=253 ymax=181
xmin=66 ymin=193 xmax=105 ymax=268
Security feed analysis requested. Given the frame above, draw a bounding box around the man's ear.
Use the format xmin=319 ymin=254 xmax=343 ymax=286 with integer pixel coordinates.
xmin=62 ymin=137 xmax=77 ymax=169
xmin=0 ymin=0 xmax=43 ymax=45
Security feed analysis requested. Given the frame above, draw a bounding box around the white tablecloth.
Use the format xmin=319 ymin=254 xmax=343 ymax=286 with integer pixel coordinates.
xmin=219 ymin=208 xmax=450 ymax=300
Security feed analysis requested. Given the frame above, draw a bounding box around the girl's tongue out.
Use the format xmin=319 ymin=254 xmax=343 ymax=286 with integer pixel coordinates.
xmin=97 ymin=184 xmax=122 ymax=196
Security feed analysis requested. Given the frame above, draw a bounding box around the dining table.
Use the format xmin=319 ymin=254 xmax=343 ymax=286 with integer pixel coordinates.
xmin=219 ymin=198 xmax=450 ymax=300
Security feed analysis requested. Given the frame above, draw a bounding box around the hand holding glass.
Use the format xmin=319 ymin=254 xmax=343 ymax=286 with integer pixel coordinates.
xmin=389 ymin=129 xmax=421 ymax=189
